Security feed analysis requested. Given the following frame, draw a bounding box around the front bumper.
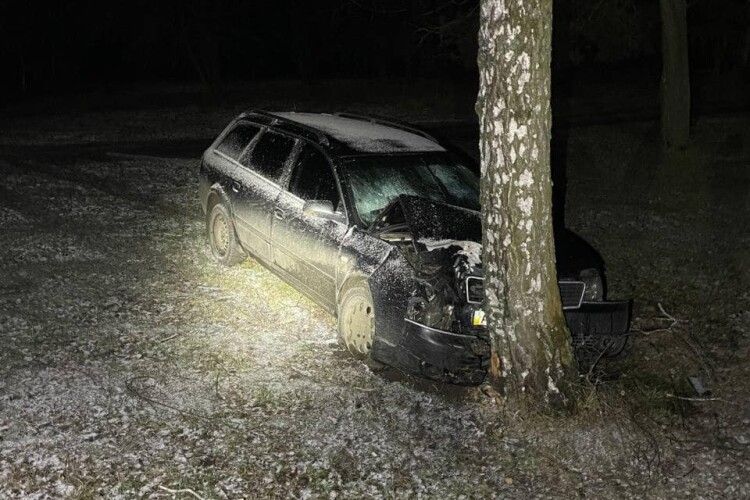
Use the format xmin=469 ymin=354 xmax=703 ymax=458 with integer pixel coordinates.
xmin=391 ymin=319 xmax=490 ymax=385
xmin=384 ymin=300 xmax=630 ymax=385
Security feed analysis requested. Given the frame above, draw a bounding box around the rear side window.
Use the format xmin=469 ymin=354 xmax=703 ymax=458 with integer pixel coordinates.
xmin=289 ymin=145 xmax=340 ymax=208
xmin=215 ymin=122 xmax=260 ymax=159
xmin=243 ymin=131 xmax=295 ymax=182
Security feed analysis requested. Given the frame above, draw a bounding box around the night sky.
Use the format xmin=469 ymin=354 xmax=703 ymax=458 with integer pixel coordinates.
xmin=2 ymin=0 xmax=748 ymax=103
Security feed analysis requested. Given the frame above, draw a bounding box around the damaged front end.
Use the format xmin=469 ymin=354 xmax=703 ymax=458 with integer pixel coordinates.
xmin=368 ymin=195 xmax=631 ymax=385
xmin=369 ymin=197 xmax=491 ymax=384
xmin=402 ymin=245 xmax=492 ymax=384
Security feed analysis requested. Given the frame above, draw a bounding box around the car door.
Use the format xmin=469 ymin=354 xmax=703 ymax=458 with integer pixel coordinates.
xmin=207 ymin=120 xmax=262 ymax=211
xmin=230 ymin=129 xmax=297 ymax=262
xmin=272 ymin=143 xmax=348 ymax=311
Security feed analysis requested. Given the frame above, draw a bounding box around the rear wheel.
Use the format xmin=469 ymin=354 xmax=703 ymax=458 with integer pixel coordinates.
xmin=207 ymin=202 xmax=245 ymax=266
xmin=337 ymin=283 xmax=375 ymax=359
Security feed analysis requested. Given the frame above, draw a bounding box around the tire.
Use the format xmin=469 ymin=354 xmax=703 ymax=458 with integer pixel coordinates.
xmin=337 ymin=282 xmax=375 ymax=359
xmin=207 ymin=202 xmax=245 ymax=266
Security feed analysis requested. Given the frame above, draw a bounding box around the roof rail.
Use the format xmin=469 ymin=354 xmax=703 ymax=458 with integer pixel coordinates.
xmin=243 ymin=110 xmax=330 ymax=146
xmin=333 ymin=112 xmax=438 ymax=143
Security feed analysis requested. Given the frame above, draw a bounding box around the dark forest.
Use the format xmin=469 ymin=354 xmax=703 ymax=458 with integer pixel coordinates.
xmin=0 ymin=1 xmax=748 ymax=497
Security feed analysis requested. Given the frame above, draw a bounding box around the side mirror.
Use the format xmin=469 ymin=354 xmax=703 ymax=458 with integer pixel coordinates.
xmin=302 ymin=200 xmax=346 ymax=223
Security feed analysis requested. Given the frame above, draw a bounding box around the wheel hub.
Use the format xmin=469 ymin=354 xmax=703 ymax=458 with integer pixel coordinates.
xmin=342 ymin=295 xmax=374 ymax=354
xmin=212 ymin=213 xmax=230 ymax=257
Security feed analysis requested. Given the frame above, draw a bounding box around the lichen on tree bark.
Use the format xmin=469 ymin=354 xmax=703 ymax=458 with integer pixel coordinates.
xmin=476 ymin=0 xmax=577 ymax=406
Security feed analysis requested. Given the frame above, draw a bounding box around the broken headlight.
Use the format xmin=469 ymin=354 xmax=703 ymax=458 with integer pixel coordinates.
xmin=407 ymin=280 xmax=455 ymax=330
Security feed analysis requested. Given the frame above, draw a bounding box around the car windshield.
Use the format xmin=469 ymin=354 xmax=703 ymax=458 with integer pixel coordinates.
xmin=341 ymin=153 xmax=480 ymax=226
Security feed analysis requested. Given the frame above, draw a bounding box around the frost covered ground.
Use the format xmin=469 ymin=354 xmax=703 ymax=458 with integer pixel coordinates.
xmin=0 ymin=97 xmax=748 ymax=498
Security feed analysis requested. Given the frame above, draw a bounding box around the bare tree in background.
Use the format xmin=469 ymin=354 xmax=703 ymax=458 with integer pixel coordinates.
xmin=660 ymin=0 xmax=690 ymax=149
xmin=476 ymin=0 xmax=577 ymax=407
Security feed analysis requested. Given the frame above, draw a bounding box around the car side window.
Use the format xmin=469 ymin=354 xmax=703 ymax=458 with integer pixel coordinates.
xmin=242 ymin=131 xmax=295 ymax=182
xmin=215 ymin=122 xmax=260 ymax=159
xmin=288 ymin=144 xmax=340 ymax=209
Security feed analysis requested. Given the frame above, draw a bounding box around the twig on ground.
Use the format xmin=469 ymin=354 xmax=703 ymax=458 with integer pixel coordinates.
xmin=585 ymin=338 xmax=613 ymax=382
xmin=125 ymin=375 xmax=261 ymax=436
xmin=536 ymin=449 xmax=584 ymax=478
xmin=626 ymin=405 xmax=663 ymax=475
xmin=633 ymin=303 xmax=714 ymax=376
xmin=657 ymin=302 xmax=676 ymax=323
xmin=158 ymin=332 xmax=182 ymax=343
xmin=290 ymin=366 xmax=374 ymax=392
xmin=665 ymin=393 xmax=737 ymax=405
xmin=158 ymin=485 xmax=206 ymax=500
xmin=290 ymin=366 xmax=314 ymax=378
xmin=634 ymin=302 xmax=681 ymax=335
xmin=352 ymin=385 xmax=376 ymax=392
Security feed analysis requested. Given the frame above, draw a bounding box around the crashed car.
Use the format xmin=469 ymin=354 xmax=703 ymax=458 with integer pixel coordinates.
xmin=199 ymin=111 xmax=631 ymax=384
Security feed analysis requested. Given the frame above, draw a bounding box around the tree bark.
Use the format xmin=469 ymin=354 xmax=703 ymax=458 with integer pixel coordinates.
xmin=476 ymin=0 xmax=577 ymax=407
xmin=660 ymin=0 xmax=690 ymax=150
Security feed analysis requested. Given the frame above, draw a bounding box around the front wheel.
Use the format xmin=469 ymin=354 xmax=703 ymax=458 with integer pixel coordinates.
xmin=337 ymin=283 xmax=375 ymax=359
xmin=207 ymin=202 xmax=245 ymax=266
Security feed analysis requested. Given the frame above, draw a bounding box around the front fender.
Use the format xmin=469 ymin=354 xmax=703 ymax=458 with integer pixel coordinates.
xmin=336 ymin=227 xmax=393 ymax=298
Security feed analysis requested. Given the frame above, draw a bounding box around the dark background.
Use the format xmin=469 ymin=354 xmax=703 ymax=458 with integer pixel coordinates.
xmin=2 ymin=0 xmax=749 ymax=112
xmin=1 ymin=2 xmax=749 ymax=496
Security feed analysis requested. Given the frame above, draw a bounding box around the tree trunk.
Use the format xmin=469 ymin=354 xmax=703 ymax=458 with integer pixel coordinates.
xmin=660 ymin=0 xmax=690 ymax=150
xmin=476 ymin=0 xmax=577 ymax=407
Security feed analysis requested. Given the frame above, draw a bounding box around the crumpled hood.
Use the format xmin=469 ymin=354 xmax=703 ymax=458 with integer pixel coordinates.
xmin=387 ymin=195 xmax=482 ymax=243
xmin=376 ymin=195 xmax=603 ymax=278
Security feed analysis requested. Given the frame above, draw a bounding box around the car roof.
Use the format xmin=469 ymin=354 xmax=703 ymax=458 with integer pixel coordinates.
xmin=241 ymin=111 xmax=446 ymax=156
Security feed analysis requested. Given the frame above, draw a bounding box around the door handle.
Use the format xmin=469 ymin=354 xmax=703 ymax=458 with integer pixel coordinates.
xmin=273 ymin=208 xmax=285 ymax=221
xmin=230 ymin=181 xmax=240 ymax=193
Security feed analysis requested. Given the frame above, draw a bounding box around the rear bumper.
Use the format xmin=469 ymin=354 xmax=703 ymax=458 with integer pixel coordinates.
xmin=379 ymin=300 xmax=630 ymax=385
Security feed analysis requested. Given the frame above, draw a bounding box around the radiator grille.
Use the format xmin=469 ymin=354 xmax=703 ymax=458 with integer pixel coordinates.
xmin=465 ymin=278 xmax=585 ymax=310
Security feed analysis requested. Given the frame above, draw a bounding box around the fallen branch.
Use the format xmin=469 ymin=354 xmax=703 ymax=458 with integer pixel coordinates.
xmin=158 ymin=485 xmax=206 ymax=500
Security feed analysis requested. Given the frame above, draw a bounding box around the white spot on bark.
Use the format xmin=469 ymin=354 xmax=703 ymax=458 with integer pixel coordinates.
xmin=516 ymin=52 xmax=531 ymax=93
xmin=518 ymin=169 xmax=533 ymax=187
xmin=530 ymin=273 xmax=541 ymax=293
xmin=507 ymin=118 xmax=527 ymax=142
xmin=518 ymin=196 xmax=533 ymax=216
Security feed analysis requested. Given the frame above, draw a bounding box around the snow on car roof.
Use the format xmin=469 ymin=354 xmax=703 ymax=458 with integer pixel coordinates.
xmin=271 ymin=112 xmax=445 ymax=154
